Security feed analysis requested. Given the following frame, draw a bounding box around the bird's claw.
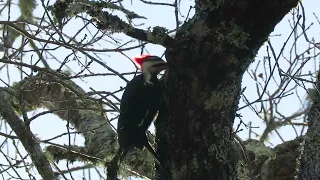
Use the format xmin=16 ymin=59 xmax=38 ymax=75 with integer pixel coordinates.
xmin=144 ymin=81 xmax=154 ymax=87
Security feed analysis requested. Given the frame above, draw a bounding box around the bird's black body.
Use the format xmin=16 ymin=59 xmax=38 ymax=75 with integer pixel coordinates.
xmin=107 ymin=55 xmax=168 ymax=180
xmin=117 ymin=73 xmax=162 ymax=161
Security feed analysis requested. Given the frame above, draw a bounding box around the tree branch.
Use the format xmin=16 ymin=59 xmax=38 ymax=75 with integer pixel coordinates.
xmin=194 ymin=0 xmax=299 ymax=63
xmin=50 ymin=0 xmax=180 ymax=51
xmin=0 ymin=88 xmax=56 ymax=180
xmin=13 ymin=70 xmax=156 ymax=178
xmin=245 ymin=137 xmax=303 ymax=179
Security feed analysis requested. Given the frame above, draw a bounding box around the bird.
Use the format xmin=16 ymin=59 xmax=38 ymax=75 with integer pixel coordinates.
xmin=110 ymin=54 xmax=168 ymax=177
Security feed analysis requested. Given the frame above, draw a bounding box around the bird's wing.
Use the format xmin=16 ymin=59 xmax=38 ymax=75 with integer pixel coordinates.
xmin=118 ymin=75 xmax=150 ymax=130
xmin=140 ymin=105 xmax=159 ymax=131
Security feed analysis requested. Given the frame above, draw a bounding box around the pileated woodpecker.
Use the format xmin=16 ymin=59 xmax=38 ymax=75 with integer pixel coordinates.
xmin=115 ymin=54 xmax=168 ymax=171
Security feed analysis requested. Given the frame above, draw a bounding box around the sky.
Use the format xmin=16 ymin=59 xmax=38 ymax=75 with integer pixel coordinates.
xmin=0 ymin=0 xmax=319 ymax=179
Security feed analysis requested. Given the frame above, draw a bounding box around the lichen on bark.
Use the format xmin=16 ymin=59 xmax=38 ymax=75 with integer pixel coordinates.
xmin=297 ymin=72 xmax=320 ymax=179
xmin=156 ymin=0 xmax=300 ymax=179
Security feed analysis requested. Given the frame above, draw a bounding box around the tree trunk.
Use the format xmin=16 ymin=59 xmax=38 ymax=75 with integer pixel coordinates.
xmin=297 ymin=72 xmax=320 ymax=179
xmin=156 ymin=1 xmax=299 ymax=179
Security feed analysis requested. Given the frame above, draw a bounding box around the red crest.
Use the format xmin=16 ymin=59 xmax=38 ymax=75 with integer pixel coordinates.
xmin=132 ymin=54 xmax=152 ymax=69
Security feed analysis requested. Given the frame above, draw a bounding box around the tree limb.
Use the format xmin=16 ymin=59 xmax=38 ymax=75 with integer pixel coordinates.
xmin=0 ymin=88 xmax=56 ymax=180
xmin=244 ymin=137 xmax=303 ymax=179
xmin=13 ymin=71 xmax=156 ymax=178
xmin=50 ymin=0 xmax=180 ymax=51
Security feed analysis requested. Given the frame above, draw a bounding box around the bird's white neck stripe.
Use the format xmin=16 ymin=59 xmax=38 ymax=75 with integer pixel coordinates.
xmin=143 ymin=71 xmax=153 ymax=84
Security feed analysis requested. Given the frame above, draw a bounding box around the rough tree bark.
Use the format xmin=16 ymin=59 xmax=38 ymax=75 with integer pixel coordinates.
xmin=155 ymin=0 xmax=299 ymax=179
xmin=1 ymin=0 xmax=302 ymax=179
xmin=297 ymin=72 xmax=320 ymax=179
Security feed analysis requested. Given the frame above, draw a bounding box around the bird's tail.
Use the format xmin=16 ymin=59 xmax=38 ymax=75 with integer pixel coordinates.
xmin=144 ymin=141 xmax=170 ymax=180
xmin=107 ymin=149 xmax=123 ymax=180
xmin=144 ymin=142 xmax=162 ymax=167
xmin=119 ymin=148 xmax=129 ymax=164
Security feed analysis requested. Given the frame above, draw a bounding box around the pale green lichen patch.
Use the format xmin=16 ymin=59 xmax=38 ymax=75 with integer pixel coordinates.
xmin=146 ymin=26 xmax=169 ymax=45
xmin=208 ymin=142 xmax=229 ymax=164
xmin=204 ymin=87 xmax=235 ymax=111
xmin=207 ymin=126 xmax=232 ymax=164
xmin=206 ymin=125 xmax=238 ymax=177
xmin=204 ymin=90 xmax=225 ymax=110
xmin=191 ymin=154 xmax=199 ymax=171
xmin=236 ymin=160 xmax=250 ymax=180
xmin=190 ymin=21 xmax=211 ymax=37
xmin=213 ymin=20 xmax=250 ymax=50
xmin=204 ymin=71 xmax=241 ymax=111
xmin=246 ymin=140 xmax=274 ymax=158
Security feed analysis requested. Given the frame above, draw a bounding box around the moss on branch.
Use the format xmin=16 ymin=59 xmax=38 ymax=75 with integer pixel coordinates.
xmin=49 ymin=0 xmax=180 ymax=51
xmin=0 ymin=88 xmax=56 ymax=179
xmin=244 ymin=137 xmax=303 ymax=179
